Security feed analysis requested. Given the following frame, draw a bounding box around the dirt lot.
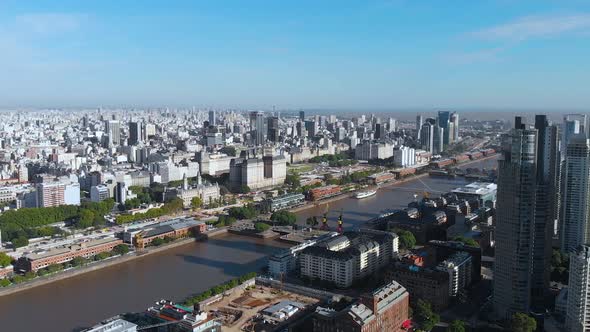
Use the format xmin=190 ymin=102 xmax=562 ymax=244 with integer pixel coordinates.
xmin=205 ymin=285 xmax=318 ymax=332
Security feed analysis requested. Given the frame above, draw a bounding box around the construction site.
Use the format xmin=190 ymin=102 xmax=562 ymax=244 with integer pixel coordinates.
xmin=205 ymin=284 xmax=319 ymax=332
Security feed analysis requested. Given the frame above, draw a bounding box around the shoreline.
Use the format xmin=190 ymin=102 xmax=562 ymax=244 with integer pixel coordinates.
xmin=0 ymin=230 xmax=230 ymax=298
xmin=289 ymin=154 xmax=498 ymax=214
xmin=0 ymin=154 xmax=497 ymax=298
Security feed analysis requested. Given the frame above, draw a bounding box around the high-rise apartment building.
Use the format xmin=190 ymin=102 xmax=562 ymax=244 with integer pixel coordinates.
xmin=438 ymin=111 xmax=451 ymax=146
xmin=493 ymin=120 xmax=538 ymax=319
xmin=416 ymin=114 xmax=423 ymax=139
xmin=566 ymin=245 xmax=590 ymax=332
xmin=561 ymin=134 xmax=590 ymax=253
xmin=531 ymin=115 xmax=560 ymax=308
xmin=451 ymin=112 xmax=459 ymax=142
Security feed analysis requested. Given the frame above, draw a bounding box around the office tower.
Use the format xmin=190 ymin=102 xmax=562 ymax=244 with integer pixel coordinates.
xmin=388 ymin=117 xmax=397 ymax=132
xmin=566 ymin=245 xmax=590 ymax=332
xmin=420 ymin=122 xmax=434 ymax=154
xmin=267 ymin=116 xmax=279 ymax=142
xmin=433 ymin=124 xmax=444 ymax=154
xmin=493 ymin=120 xmax=537 ymax=319
xmin=531 ymin=115 xmax=560 ymax=309
xmin=249 ymin=111 xmax=265 ymax=146
xmin=566 ymin=114 xmax=588 ymax=137
xmin=299 ymin=110 xmax=305 ymax=121
xmin=208 ymin=110 xmax=216 ymax=126
xmin=104 ymin=120 xmax=121 ymax=146
xmin=451 ymin=112 xmax=459 ymax=142
xmin=375 ymin=123 xmax=386 ymax=140
xmin=438 ymin=111 xmax=451 ymax=146
xmin=128 ymin=121 xmax=143 ymax=145
xmin=416 ymin=115 xmax=424 ymax=139
xmin=305 ymin=120 xmax=317 ymax=137
xmin=561 ymin=134 xmax=590 ymax=253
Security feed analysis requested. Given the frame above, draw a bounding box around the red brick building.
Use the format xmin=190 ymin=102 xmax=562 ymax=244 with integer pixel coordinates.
xmin=16 ymin=238 xmax=123 ymax=272
xmin=305 ymin=280 xmax=410 ymax=332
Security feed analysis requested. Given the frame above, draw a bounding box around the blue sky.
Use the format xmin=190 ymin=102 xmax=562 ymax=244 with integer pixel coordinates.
xmin=1 ymin=0 xmax=589 ymax=110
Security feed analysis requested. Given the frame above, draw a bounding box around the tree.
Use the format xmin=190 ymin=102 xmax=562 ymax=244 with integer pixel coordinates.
xmin=415 ymin=300 xmax=440 ymax=331
xmin=270 ymin=211 xmax=297 ymax=226
xmin=113 ymin=244 xmax=130 ymax=255
xmin=0 ymin=278 xmax=11 ymax=287
xmin=0 ymin=252 xmax=12 ymax=267
xmin=219 ymin=146 xmax=237 ymax=157
xmin=12 ymin=236 xmax=28 ymax=248
xmin=151 ymin=238 xmax=165 ymax=246
xmin=78 ymin=209 xmax=95 ymax=229
xmin=447 ymin=320 xmax=466 ymax=332
xmin=452 ymin=236 xmax=480 ymax=247
xmin=255 ymin=222 xmax=271 ymax=232
xmin=191 ymin=196 xmax=203 ymax=209
xmin=395 ymin=229 xmax=416 ymax=250
xmin=285 ymin=173 xmax=301 ymax=188
xmin=71 ymin=256 xmax=87 ymax=267
xmin=510 ymin=313 xmax=536 ymax=332
xmin=240 ymin=185 xmax=251 ymax=194
xmin=124 ymin=197 xmax=142 ymax=210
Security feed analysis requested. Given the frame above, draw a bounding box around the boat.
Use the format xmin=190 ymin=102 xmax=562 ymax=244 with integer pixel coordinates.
xmin=355 ymin=190 xmax=377 ymax=199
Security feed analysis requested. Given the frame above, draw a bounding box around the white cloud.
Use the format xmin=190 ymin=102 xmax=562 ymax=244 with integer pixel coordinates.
xmin=470 ymin=13 xmax=590 ymax=41
xmin=442 ymin=47 xmax=505 ymax=65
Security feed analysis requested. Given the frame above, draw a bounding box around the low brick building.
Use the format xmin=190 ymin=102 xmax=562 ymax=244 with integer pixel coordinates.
xmin=16 ymin=237 xmax=123 ymax=272
xmin=134 ymin=218 xmax=206 ymax=249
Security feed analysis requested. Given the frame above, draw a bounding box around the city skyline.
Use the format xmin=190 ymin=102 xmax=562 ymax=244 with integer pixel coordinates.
xmin=1 ymin=1 xmax=590 ymax=109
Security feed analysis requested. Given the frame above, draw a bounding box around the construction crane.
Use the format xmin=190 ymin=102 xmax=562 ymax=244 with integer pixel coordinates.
xmin=337 ymin=209 xmax=344 ymax=234
xmin=320 ymin=203 xmax=330 ymax=231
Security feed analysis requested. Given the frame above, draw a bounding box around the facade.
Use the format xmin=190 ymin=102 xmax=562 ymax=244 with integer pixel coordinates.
xmin=264 ymin=192 xmax=305 ymax=212
xmin=197 ymin=152 xmax=232 ymax=175
xmin=309 ymin=280 xmax=409 ymax=332
xmin=250 ymin=111 xmax=266 ymax=145
xmin=493 ymin=118 xmax=539 ymax=319
xmin=134 ymin=218 xmax=205 ymax=249
xmin=128 ymin=121 xmax=143 ymax=145
xmin=299 ymin=230 xmax=399 ymax=288
xmin=420 ymin=122 xmax=434 ymax=154
xmin=393 ymin=146 xmax=416 ymax=167
xmin=309 ymin=185 xmax=341 ymax=201
xmin=355 ymin=141 xmax=394 ymax=161
xmin=229 ymin=155 xmax=286 ymax=191
xmin=36 ymin=182 xmax=65 ymax=207
xmin=175 ymin=174 xmax=221 ymax=208
xmin=16 ymin=238 xmax=123 ymax=272
xmin=561 ymin=134 xmax=590 ymax=253
xmin=428 ymin=240 xmax=482 ymax=283
xmin=91 ymin=184 xmax=110 ymax=202
xmin=388 ymin=262 xmax=450 ymax=311
xmin=435 ymin=252 xmax=472 ymax=297
xmin=566 ymin=245 xmax=590 ymax=332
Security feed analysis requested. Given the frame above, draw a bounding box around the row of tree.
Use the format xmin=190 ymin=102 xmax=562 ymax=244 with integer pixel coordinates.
xmin=182 ymin=272 xmax=257 ymax=306
xmin=0 ymin=199 xmax=116 ymax=246
xmin=115 ymin=198 xmax=184 ymax=224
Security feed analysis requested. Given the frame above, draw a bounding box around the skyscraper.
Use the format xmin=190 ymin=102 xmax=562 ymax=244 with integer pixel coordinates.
xmin=566 ymin=245 xmax=590 ymax=332
xmin=433 ymin=124 xmax=444 ymax=154
xmin=299 ymin=110 xmax=305 ymax=122
xmin=493 ymin=120 xmax=538 ymax=319
xmin=437 ymin=111 xmax=451 ymax=146
xmin=128 ymin=121 xmax=143 ymax=146
xmin=208 ymin=110 xmax=216 ymax=126
xmin=531 ymin=115 xmax=560 ymax=309
xmin=249 ymin=111 xmax=265 ymax=146
xmin=416 ymin=114 xmax=424 ymax=139
xmin=561 ymin=134 xmax=590 ymax=253
xmin=104 ymin=120 xmax=121 ymax=146
xmin=420 ymin=120 xmax=434 ymax=154
xmin=267 ymin=116 xmax=279 ymax=142
xmin=451 ymin=112 xmax=459 ymax=142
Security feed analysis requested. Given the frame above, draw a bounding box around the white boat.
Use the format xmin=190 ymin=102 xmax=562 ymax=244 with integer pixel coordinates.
xmin=355 ymin=190 xmax=377 ymax=199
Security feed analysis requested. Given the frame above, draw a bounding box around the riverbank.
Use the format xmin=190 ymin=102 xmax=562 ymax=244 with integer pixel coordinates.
xmin=0 ymin=232 xmax=224 ymax=298
xmin=289 ymin=154 xmax=499 ymax=214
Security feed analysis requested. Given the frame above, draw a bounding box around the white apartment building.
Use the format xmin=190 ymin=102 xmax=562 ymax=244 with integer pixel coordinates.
xmin=436 ymin=252 xmax=472 ymax=297
xmin=299 ymin=230 xmax=399 ymax=288
xmin=566 ymin=245 xmax=590 ymax=332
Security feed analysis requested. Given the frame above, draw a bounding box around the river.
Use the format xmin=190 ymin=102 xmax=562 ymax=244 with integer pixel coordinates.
xmin=0 ymin=156 xmax=498 ymax=332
